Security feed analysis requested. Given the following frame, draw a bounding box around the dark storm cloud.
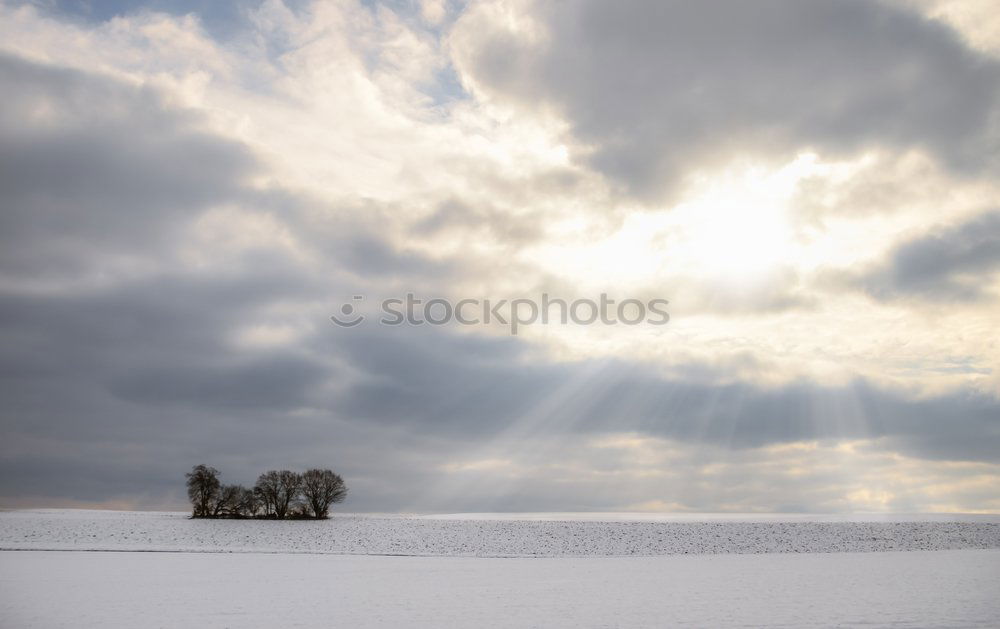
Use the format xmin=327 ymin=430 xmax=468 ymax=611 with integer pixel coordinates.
xmin=5 ymin=282 xmax=998 ymax=510
xmin=109 ymin=354 xmax=328 ymax=410
xmin=330 ymin=325 xmax=1000 ymax=463
xmin=0 ymin=50 xmax=457 ymax=508
xmin=338 ymin=233 xmax=455 ymax=277
xmin=455 ymin=0 xmax=1000 ymax=199
xmin=0 ymin=50 xmax=451 ymax=283
xmin=855 ymin=210 xmax=1000 ymax=301
xmin=0 ymin=264 xmax=325 ymax=434
xmin=0 ymin=53 xmax=260 ymax=279
xmin=330 ymin=326 xmax=560 ymax=432
xmin=0 ymin=264 xmax=343 ymax=504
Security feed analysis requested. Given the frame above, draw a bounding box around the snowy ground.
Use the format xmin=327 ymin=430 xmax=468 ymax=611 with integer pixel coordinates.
xmin=2 ymin=509 xmax=999 ymax=556
xmin=2 ymin=549 xmax=999 ymax=628
xmin=1 ymin=510 xmax=999 ymax=628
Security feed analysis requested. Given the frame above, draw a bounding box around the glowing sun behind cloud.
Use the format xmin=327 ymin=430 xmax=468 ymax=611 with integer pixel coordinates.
xmin=526 ymin=155 xmax=823 ymax=294
xmin=668 ymin=161 xmax=804 ymax=281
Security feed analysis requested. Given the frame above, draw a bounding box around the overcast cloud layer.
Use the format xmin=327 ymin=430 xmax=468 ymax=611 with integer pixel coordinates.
xmin=1 ymin=0 xmax=998 ymax=513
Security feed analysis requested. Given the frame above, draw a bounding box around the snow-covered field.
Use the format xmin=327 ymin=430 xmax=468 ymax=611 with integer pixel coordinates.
xmin=2 ymin=509 xmax=999 ymax=555
xmin=3 ymin=549 xmax=999 ymax=628
xmin=1 ymin=510 xmax=999 ymax=628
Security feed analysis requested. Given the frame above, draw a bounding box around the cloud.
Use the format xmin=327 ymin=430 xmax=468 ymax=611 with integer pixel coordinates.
xmin=329 ymin=325 xmax=1000 ymax=462
xmin=451 ymin=0 xmax=1000 ymax=199
xmin=3 ymin=286 xmax=999 ymax=511
xmin=0 ymin=1 xmax=998 ymax=513
xmin=0 ymin=52 xmax=259 ymax=282
xmin=853 ymin=210 xmax=1000 ymax=301
xmin=421 ymin=433 xmax=1000 ymax=513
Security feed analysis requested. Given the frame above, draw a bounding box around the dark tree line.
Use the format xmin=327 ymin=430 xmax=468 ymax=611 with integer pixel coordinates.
xmin=185 ymin=464 xmax=347 ymax=519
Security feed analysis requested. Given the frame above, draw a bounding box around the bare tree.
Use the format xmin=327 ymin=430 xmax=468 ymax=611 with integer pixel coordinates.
xmin=255 ymin=471 xmax=280 ymax=518
xmin=188 ymin=467 xmax=344 ymax=520
xmin=252 ymin=484 xmax=271 ymax=517
xmin=214 ymin=484 xmax=243 ymax=517
xmin=238 ymin=486 xmax=261 ymax=517
xmin=185 ymin=464 xmax=220 ymax=518
xmin=274 ymin=470 xmax=303 ymax=519
xmin=301 ymin=469 xmax=348 ymax=519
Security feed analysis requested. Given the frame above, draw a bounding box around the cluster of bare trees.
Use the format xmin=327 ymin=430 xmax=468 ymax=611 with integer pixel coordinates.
xmin=185 ymin=464 xmax=347 ymax=519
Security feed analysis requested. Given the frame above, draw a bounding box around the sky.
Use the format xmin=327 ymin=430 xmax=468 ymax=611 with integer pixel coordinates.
xmin=0 ymin=0 xmax=998 ymax=513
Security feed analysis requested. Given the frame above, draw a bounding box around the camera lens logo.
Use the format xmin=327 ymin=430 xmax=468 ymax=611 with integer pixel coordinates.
xmin=330 ymin=295 xmax=365 ymax=327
